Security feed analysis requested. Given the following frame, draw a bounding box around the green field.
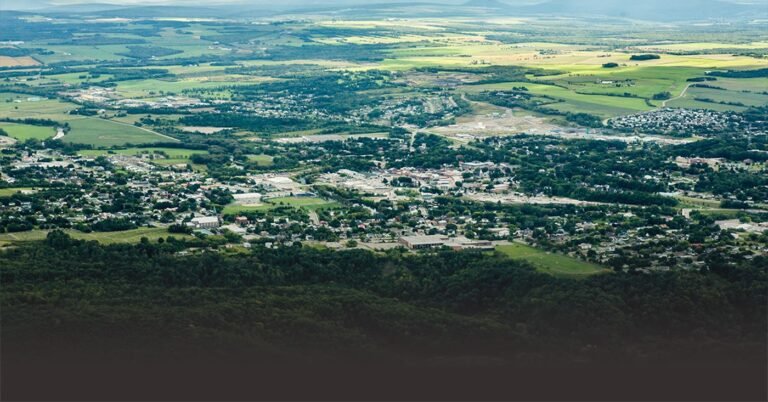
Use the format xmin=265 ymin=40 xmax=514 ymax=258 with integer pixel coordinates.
xmin=79 ymin=147 xmax=207 ymax=167
xmin=0 ymin=227 xmax=192 ymax=245
xmin=0 ymin=123 xmax=55 ymax=141
xmin=267 ymin=197 xmax=339 ymax=209
xmin=64 ymin=118 xmax=177 ymax=146
xmin=461 ymin=81 xmax=652 ymax=117
xmin=0 ymin=93 xmax=76 ymax=121
xmin=0 ymin=187 xmax=37 ymax=197
xmin=223 ymin=197 xmax=339 ymax=214
xmin=496 ymin=243 xmax=607 ymax=277
xmin=79 ymin=147 xmax=208 ymax=158
xmin=0 ymin=93 xmax=182 ymax=147
xmin=247 ymin=154 xmax=274 ymax=166
xmin=676 ymin=195 xmax=723 ymax=209
xmin=667 ymin=86 xmax=768 ymax=111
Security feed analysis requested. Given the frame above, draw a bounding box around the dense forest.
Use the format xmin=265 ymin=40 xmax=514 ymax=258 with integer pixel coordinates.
xmin=2 ymin=231 xmax=766 ymax=373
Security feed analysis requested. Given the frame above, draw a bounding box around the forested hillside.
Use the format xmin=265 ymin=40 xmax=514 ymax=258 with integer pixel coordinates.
xmin=3 ymin=231 xmax=765 ymax=371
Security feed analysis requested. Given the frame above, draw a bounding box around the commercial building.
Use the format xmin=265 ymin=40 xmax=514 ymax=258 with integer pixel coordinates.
xmin=190 ymin=216 xmax=220 ymax=229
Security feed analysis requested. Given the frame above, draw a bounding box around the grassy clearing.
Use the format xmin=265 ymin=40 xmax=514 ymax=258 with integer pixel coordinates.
xmin=634 ymin=41 xmax=768 ymax=52
xmin=223 ymin=197 xmax=339 ymax=214
xmin=79 ymin=147 xmax=208 ymax=158
xmin=676 ymin=195 xmax=722 ymax=209
xmin=0 ymin=187 xmax=37 ymax=197
xmin=667 ymin=86 xmax=768 ymax=110
xmin=496 ymin=243 xmax=607 ymax=277
xmin=248 ymin=154 xmax=274 ymax=166
xmin=462 ymin=81 xmax=651 ymax=117
xmin=0 ymin=123 xmax=55 ymax=141
xmin=64 ymin=118 xmax=175 ymax=146
xmin=32 ymin=44 xmax=130 ymax=63
xmin=0 ymin=227 xmax=192 ymax=245
xmin=0 ymin=93 xmax=76 ymax=121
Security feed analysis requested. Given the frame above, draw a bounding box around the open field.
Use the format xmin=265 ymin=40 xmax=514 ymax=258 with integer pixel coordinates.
xmin=0 ymin=123 xmax=55 ymax=141
xmin=633 ymin=41 xmax=768 ymax=52
xmin=382 ymin=42 xmax=768 ymax=71
xmin=461 ymin=81 xmax=652 ymax=118
xmin=666 ymin=86 xmax=768 ymax=111
xmin=676 ymin=195 xmax=723 ymax=209
xmin=247 ymin=154 xmax=274 ymax=166
xmin=496 ymin=243 xmax=608 ymax=277
xmin=64 ymin=118 xmax=177 ymax=146
xmin=0 ymin=187 xmax=38 ymax=197
xmin=0 ymin=227 xmax=192 ymax=245
xmin=78 ymin=147 xmax=208 ymax=158
xmin=114 ymin=77 xmax=271 ymax=99
xmin=223 ymin=197 xmax=339 ymax=214
xmin=0 ymin=56 xmax=40 ymax=67
xmin=0 ymin=93 xmax=76 ymax=121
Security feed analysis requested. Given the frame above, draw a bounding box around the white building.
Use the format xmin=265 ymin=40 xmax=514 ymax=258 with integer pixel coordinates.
xmin=190 ymin=216 xmax=220 ymax=229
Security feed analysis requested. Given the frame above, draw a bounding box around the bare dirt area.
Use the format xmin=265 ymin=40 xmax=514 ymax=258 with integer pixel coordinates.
xmin=431 ymin=103 xmax=559 ymax=139
xmin=398 ymin=71 xmax=483 ymax=88
xmin=0 ymin=136 xmax=18 ymax=147
xmin=0 ymin=56 xmax=40 ymax=67
xmin=180 ymin=126 xmax=231 ymax=134
xmin=466 ymin=192 xmax=605 ymax=206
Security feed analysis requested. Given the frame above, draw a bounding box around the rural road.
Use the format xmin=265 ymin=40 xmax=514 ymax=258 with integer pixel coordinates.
xmin=661 ymin=83 xmax=693 ymax=108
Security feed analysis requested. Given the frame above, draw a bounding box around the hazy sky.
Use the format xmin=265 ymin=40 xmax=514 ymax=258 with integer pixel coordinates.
xmin=42 ymin=0 xmax=763 ymax=3
xmin=5 ymin=0 xmax=765 ymax=11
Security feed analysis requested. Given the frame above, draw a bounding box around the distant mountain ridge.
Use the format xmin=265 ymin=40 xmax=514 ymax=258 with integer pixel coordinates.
xmin=3 ymin=0 xmax=765 ymax=21
xmin=519 ymin=0 xmax=759 ymax=21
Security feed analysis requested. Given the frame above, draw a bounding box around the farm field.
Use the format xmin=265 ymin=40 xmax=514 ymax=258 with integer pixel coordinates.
xmin=114 ymin=77 xmax=269 ymax=99
xmin=0 ymin=227 xmax=192 ymax=245
xmin=64 ymin=118 xmax=178 ymax=146
xmin=0 ymin=93 xmax=76 ymax=121
xmin=666 ymin=86 xmax=768 ymax=111
xmin=247 ymin=154 xmax=274 ymax=166
xmin=461 ymin=81 xmax=652 ymax=117
xmin=0 ymin=56 xmax=40 ymax=67
xmin=496 ymin=243 xmax=608 ymax=277
xmin=633 ymin=41 xmax=768 ymax=51
xmin=0 ymin=123 xmax=55 ymax=141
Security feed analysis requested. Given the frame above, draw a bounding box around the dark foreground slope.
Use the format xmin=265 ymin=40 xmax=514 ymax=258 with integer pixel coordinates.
xmin=2 ymin=231 xmax=766 ymax=400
